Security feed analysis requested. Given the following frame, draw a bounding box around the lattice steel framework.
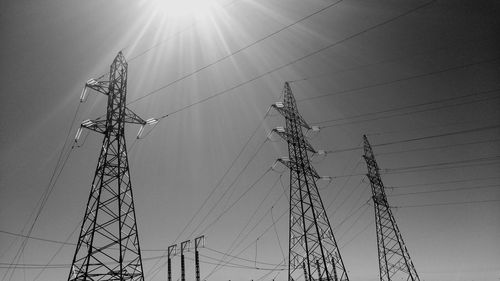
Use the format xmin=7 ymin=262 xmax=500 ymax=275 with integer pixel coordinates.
xmin=167 ymin=245 xmax=177 ymax=281
xmin=362 ymin=135 xmax=420 ymax=281
xmin=68 ymin=52 xmax=147 ymax=281
xmin=194 ymin=236 xmax=205 ymax=281
xmin=180 ymin=240 xmax=190 ymax=281
xmin=271 ymin=82 xmax=349 ymax=281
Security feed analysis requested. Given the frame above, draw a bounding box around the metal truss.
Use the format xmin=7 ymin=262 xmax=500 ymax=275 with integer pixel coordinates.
xmin=68 ymin=52 xmax=146 ymax=281
xmin=271 ymin=82 xmax=349 ymax=281
xmin=363 ymin=135 xmax=420 ymax=281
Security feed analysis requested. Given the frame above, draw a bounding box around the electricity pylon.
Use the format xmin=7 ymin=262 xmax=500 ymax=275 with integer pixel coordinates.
xmin=180 ymin=240 xmax=190 ymax=281
xmin=271 ymin=82 xmax=349 ymax=281
xmin=194 ymin=236 xmax=205 ymax=281
xmin=68 ymin=52 xmax=148 ymax=281
xmin=362 ymin=135 xmax=420 ymax=281
xmin=167 ymin=245 xmax=177 ymax=281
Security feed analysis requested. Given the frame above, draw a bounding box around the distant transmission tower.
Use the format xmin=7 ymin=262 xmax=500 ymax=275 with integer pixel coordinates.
xmin=68 ymin=52 xmax=150 ymax=281
xmin=271 ymin=82 xmax=349 ymax=281
xmin=362 ymin=135 xmax=420 ymax=281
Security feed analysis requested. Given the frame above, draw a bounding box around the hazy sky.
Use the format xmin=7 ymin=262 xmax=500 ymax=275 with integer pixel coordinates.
xmin=1 ymin=0 xmax=499 ymax=281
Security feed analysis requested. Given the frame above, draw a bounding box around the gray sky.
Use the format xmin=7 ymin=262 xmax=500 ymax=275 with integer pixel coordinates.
xmin=1 ymin=0 xmax=499 ymax=281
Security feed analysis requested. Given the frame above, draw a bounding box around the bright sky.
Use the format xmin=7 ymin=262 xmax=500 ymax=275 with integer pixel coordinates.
xmin=0 ymin=0 xmax=499 ymax=281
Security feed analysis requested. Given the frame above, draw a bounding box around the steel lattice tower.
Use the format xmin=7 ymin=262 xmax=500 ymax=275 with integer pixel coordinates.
xmin=362 ymin=135 xmax=420 ymax=281
xmin=68 ymin=52 xmax=147 ymax=281
xmin=271 ymin=82 xmax=349 ymax=281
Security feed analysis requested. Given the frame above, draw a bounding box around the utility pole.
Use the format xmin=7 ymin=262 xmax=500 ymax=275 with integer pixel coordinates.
xmin=270 ymin=82 xmax=349 ymax=281
xmin=195 ymin=235 xmax=205 ymax=281
xmin=363 ymin=135 xmax=420 ymax=281
xmin=68 ymin=52 xmax=151 ymax=281
xmin=181 ymin=240 xmax=191 ymax=281
xmin=168 ymin=244 xmax=177 ymax=281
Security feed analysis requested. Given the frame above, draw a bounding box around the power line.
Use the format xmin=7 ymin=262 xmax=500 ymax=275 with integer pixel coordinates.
xmin=0 ymin=230 xmax=76 ymax=246
xmin=193 ymin=253 xmax=286 ymax=271
xmin=376 ymin=138 xmax=500 ymax=157
xmin=118 ymin=0 xmax=441 ymax=143
xmin=385 ymin=160 xmax=500 ymax=175
xmin=204 ymin=182 xmax=288 ymax=278
xmin=324 ymin=158 xmax=363 ymax=210
xmin=255 ymin=260 xmax=288 ymax=281
xmin=334 ymin=201 xmax=370 ymax=231
xmin=365 ymin=117 xmax=492 ymax=137
xmin=31 ymin=221 xmax=82 ymax=281
xmin=149 ymin=180 xmax=287 ymax=280
xmin=204 ymin=247 xmax=283 ymax=267
xmin=199 ymin=168 xmax=274 ymax=236
xmin=147 ymin=140 xmax=272 ymax=280
xmin=270 ymin=206 xmax=286 ymax=264
xmin=203 ymin=210 xmax=288 ymax=279
xmin=204 ymin=175 xmax=284 ymax=275
xmin=374 ymin=124 xmax=500 ymax=147
xmin=1 ymin=101 xmax=81 ymax=281
xmin=297 ymin=57 xmax=500 ymax=103
xmin=395 ymin=199 xmax=500 ymax=208
xmin=389 ymin=184 xmax=499 ymax=197
xmin=317 ymin=124 xmax=500 ymax=158
xmin=383 ymin=156 xmax=500 ymax=173
xmin=0 ymin=227 xmax=291 ymax=271
xmin=0 ymin=229 xmax=192 ymax=253
xmin=325 ymin=159 xmax=500 ymax=180
xmin=345 ymin=181 xmax=371 ymax=217
xmin=127 ymin=0 xmax=344 ymax=106
xmin=189 ymin=140 xmax=270 ymax=237
xmin=328 ymin=176 xmax=364 ymax=214
xmin=340 ymin=221 xmax=373 ymax=250
xmin=145 ymin=116 xmax=269 ymax=278
xmin=337 ymin=205 xmax=371 ymax=241
xmin=203 ymin=204 xmax=289 ymax=279
xmin=91 ymin=0 xmax=244 ymax=79
xmin=130 ymin=0 xmax=437 ymax=123
xmin=175 ymin=116 xmax=267 ymax=241
xmin=288 ymin=37 xmax=496 ymax=84
xmin=0 ymin=251 xmax=286 ymax=272
xmin=390 ymin=175 xmax=500 ymax=189
xmin=314 ymin=88 xmax=500 ymax=126
xmin=320 ymin=93 xmax=500 ymax=129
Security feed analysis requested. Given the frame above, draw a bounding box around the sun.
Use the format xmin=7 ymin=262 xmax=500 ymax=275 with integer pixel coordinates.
xmin=141 ymin=0 xmax=220 ymax=20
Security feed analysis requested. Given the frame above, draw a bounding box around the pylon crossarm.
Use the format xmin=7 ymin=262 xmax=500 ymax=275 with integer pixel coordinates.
xmin=181 ymin=240 xmax=191 ymax=253
xmin=85 ymin=78 xmax=110 ymax=95
xmin=275 ymin=157 xmax=320 ymax=178
xmin=271 ymin=102 xmax=311 ymax=129
xmin=124 ymin=107 xmax=147 ymax=125
xmin=80 ymin=119 xmax=107 ymax=134
xmin=271 ymin=127 xmax=316 ymax=153
xmin=195 ymin=235 xmax=205 ymax=248
xmin=168 ymin=245 xmax=177 ymax=257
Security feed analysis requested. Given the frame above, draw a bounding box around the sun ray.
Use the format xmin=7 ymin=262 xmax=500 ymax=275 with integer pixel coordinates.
xmin=139 ymin=0 xmax=223 ymax=21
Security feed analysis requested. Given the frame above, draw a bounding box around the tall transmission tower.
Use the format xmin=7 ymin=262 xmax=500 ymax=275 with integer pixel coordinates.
xmin=68 ymin=52 xmax=149 ymax=281
xmin=271 ymin=82 xmax=349 ymax=281
xmin=362 ymin=135 xmax=420 ymax=281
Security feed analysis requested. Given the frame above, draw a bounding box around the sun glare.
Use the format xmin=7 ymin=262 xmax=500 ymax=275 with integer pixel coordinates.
xmin=144 ymin=0 xmax=220 ymax=20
